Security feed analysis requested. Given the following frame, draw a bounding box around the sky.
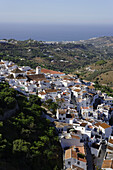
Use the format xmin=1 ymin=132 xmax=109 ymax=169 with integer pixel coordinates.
xmin=0 ymin=0 xmax=113 ymax=25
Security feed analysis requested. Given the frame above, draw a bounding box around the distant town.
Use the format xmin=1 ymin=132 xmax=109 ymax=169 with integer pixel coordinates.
xmin=0 ymin=59 xmax=113 ymax=170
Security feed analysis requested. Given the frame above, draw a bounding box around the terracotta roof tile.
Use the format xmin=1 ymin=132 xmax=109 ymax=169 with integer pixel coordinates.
xmin=41 ymin=68 xmax=65 ymax=75
xmin=88 ymin=86 xmax=95 ymax=89
xmin=54 ymin=121 xmax=72 ymax=128
xmin=94 ymin=122 xmax=102 ymax=127
xmin=82 ymin=91 xmax=87 ymax=93
xmin=80 ymin=123 xmax=87 ymax=127
xmin=74 ymin=89 xmax=81 ymax=92
xmin=75 ymin=85 xmax=80 ymax=87
xmin=100 ymin=123 xmax=111 ymax=129
xmin=102 ymin=160 xmax=113 ymax=169
xmin=65 ymin=149 xmax=72 ymax=159
xmin=72 ymin=165 xmax=84 ymax=170
xmin=78 ymin=157 xmax=87 ymax=162
xmin=71 ymin=135 xmax=80 ymax=140
xmin=27 ymin=74 xmax=46 ymax=81
xmin=108 ymin=138 xmax=113 ymax=145
xmin=0 ymin=62 xmax=4 ymax=64
xmin=81 ymin=107 xmax=89 ymax=109
xmin=58 ymin=109 xmax=67 ymax=114
xmin=45 ymin=89 xmax=58 ymax=93
xmin=65 ymin=147 xmax=86 ymax=163
xmin=107 ymin=145 xmax=113 ymax=151
xmin=38 ymin=92 xmax=46 ymax=95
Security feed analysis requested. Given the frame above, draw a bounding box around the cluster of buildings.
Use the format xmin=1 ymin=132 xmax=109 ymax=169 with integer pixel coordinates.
xmin=0 ymin=59 xmax=113 ymax=169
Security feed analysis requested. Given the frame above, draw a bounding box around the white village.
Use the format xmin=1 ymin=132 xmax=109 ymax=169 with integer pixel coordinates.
xmin=0 ymin=59 xmax=113 ymax=170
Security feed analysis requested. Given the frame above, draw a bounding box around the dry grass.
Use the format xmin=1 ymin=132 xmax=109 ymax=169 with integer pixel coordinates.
xmin=95 ymin=71 xmax=113 ymax=86
xmin=34 ymin=57 xmax=49 ymax=64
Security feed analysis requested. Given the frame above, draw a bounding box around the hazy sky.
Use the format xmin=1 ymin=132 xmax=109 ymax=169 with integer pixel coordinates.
xmin=0 ymin=0 xmax=113 ymax=25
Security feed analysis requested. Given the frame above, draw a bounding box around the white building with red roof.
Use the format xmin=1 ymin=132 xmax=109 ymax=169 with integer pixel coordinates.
xmin=65 ymin=146 xmax=87 ymax=170
xmin=41 ymin=68 xmax=65 ymax=77
xmin=11 ymin=67 xmax=26 ymax=78
xmin=94 ymin=122 xmax=112 ymax=139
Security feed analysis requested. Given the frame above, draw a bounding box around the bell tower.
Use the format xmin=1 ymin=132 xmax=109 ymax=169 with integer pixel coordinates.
xmin=36 ymin=66 xmax=41 ymax=74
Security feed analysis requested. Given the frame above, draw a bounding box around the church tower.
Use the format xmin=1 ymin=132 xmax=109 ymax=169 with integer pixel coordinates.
xmin=36 ymin=66 xmax=41 ymax=74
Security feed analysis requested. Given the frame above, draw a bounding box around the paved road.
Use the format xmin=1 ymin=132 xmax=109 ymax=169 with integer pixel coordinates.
xmin=94 ymin=144 xmax=106 ymax=169
xmin=85 ymin=142 xmax=95 ymax=170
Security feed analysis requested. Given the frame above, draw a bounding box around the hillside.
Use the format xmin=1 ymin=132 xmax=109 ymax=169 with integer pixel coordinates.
xmin=78 ymin=36 xmax=113 ymax=48
xmin=78 ymin=58 xmax=113 ymax=85
xmin=0 ymin=36 xmax=113 ymax=85
xmin=0 ymin=82 xmax=63 ymax=170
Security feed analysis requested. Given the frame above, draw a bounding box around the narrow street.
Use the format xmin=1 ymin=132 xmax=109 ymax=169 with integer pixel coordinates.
xmin=94 ymin=144 xmax=106 ymax=169
xmin=85 ymin=142 xmax=95 ymax=170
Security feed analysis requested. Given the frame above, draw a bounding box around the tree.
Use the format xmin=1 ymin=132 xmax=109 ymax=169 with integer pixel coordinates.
xmin=0 ymin=108 xmax=4 ymax=116
xmin=29 ymin=95 xmax=41 ymax=106
xmin=4 ymin=96 xmax=16 ymax=109
xmin=13 ymin=139 xmax=30 ymax=155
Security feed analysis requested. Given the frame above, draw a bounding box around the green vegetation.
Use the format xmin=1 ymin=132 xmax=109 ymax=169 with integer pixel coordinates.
xmin=0 ymin=82 xmax=63 ymax=170
xmin=95 ymin=60 xmax=107 ymax=65
xmin=94 ymin=81 xmax=113 ymax=97
xmin=1 ymin=37 xmax=113 ymax=85
xmin=43 ymin=99 xmax=58 ymax=117
xmin=0 ymin=82 xmax=17 ymax=115
xmin=0 ymin=36 xmax=113 ymax=75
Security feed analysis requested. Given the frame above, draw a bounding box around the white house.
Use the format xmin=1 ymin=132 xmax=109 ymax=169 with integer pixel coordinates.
xmin=38 ymin=92 xmax=47 ymax=101
xmin=65 ymin=146 xmax=87 ymax=170
xmin=94 ymin=122 xmax=112 ymax=139
xmin=11 ymin=68 xmax=26 ymax=78
xmin=80 ymin=106 xmax=93 ymax=118
xmin=41 ymin=68 xmax=65 ymax=77
xmin=91 ymin=143 xmax=102 ymax=157
xmin=56 ymin=109 xmax=67 ymax=122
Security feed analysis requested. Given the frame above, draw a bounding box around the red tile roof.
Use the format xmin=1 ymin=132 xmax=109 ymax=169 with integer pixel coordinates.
xmin=45 ymin=89 xmax=58 ymax=93
xmin=88 ymin=86 xmax=95 ymax=89
xmin=71 ymin=135 xmax=80 ymax=139
xmin=100 ymin=123 xmax=111 ymax=129
xmin=108 ymin=138 xmax=113 ymax=144
xmin=27 ymin=74 xmax=46 ymax=81
xmin=65 ymin=147 xmax=86 ymax=163
xmin=41 ymin=68 xmax=65 ymax=75
xmin=95 ymin=122 xmax=111 ymax=129
xmin=72 ymin=165 xmax=84 ymax=170
xmin=0 ymin=62 xmax=4 ymax=64
xmin=82 ymin=107 xmax=89 ymax=109
xmin=102 ymin=160 xmax=113 ymax=169
xmin=80 ymin=123 xmax=87 ymax=127
xmin=74 ymin=89 xmax=81 ymax=92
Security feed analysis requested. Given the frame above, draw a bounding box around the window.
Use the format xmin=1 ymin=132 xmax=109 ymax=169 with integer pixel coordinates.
xmin=68 ymin=161 xmax=71 ymax=165
xmin=63 ymin=118 xmax=65 ymax=120
xmin=59 ymin=118 xmax=61 ymax=120
xmin=77 ymin=161 xmax=80 ymax=165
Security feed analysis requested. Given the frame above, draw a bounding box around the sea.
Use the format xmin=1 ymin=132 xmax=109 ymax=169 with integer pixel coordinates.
xmin=0 ymin=23 xmax=113 ymax=42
